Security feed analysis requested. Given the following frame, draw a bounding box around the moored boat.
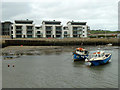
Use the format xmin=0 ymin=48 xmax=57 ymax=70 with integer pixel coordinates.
xmin=73 ymin=48 xmax=89 ymax=61
xmin=85 ymin=51 xmax=112 ymax=66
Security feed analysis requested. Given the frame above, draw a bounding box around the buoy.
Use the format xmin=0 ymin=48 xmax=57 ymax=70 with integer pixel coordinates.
xmin=13 ymin=65 xmax=15 ymax=67
xmin=21 ymin=45 xmax=23 ymax=47
xmin=8 ymin=64 xmax=10 ymax=67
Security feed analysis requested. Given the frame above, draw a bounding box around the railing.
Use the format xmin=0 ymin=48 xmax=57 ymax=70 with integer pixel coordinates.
xmin=27 ymin=29 xmax=33 ymax=31
xmin=16 ymin=29 xmax=22 ymax=31
xmin=27 ymin=33 xmax=33 ymax=35
xmin=36 ymin=33 xmax=43 ymax=35
xmin=16 ymin=33 xmax=22 ymax=34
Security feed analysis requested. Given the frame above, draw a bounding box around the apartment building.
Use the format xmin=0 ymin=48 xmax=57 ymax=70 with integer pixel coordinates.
xmin=11 ymin=20 xmax=89 ymax=38
xmin=1 ymin=21 xmax=12 ymax=36
xmin=66 ymin=21 xmax=88 ymax=38
xmin=42 ymin=20 xmax=63 ymax=38
xmin=12 ymin=20 xmax=35 ymax=38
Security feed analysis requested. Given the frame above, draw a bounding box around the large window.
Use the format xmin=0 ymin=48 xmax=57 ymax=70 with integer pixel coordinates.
xmin=16 ymin=26 xmax=22 ymax=29
xmin=46 ymin=26 xmax=52 ymax=30
xmin=73 ymin=35 xmax=77 ymax=37
xmin=27 ymin=35 xmax=32 ymax=38
xmin=16 ymin=31 xmax=22 ymax=34
xmin=46 ymin=35 xmax=51 ymax=38
xmin=37 ymin=31 xmax=41 ymax=34
xmin=64 ymin=31 xmax=67 ymax=34
xmin=16 ymin=35 xmax=22 ymax=38
xmin=56 ymin=26 xmax=62 ymax=31
xmin=37 ymin=35 xmax=41 ymax=38
xmin=27 ymin=26 xmax=33 ymax=29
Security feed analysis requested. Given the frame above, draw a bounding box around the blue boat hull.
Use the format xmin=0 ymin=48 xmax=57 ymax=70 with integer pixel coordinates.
xmin=73 ymin=53 xmax=88 ymax=61
xmin=89 ymin=54 xmax=112 ymax=66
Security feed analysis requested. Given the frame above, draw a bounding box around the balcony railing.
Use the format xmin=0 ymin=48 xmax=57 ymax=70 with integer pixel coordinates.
xmin=36 ymin=33 xmax=43 ymax=35
xmin=16 ymin=33 xmax=22 ymax=34
xmin=27 ymin=29 xmax=33 ymax=31
xmin=16 ymin=29 xmax=22 ymax=31
xmin=27 ymin=33 xmax=33 ymax=35
xmin=56 ymin=32 xmax=62 ymax=35
xmin=46 ymin=33 xmax=52 ymax=35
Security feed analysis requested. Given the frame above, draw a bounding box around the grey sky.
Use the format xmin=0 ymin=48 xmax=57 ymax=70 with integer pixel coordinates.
xmin=1 ymin=0 xmax=119 ymax=30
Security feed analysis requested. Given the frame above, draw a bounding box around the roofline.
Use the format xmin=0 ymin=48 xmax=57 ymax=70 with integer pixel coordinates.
xmin=42 ymin=20 xmax=61 ymax=24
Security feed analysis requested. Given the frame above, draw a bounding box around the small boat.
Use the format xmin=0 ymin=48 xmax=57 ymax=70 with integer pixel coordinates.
xmin=85 ymin=51 xmax=112 ymax=66
xmin=73 ymin=48 xmax=89 ymax=61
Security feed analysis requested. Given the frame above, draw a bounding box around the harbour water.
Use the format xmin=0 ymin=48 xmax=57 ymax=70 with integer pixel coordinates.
xmin=2 ymin=46 xmax=119 ymax=88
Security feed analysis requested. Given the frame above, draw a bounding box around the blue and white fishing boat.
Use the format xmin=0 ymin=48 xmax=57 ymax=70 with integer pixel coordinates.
xmin=73 ymin=48 xmax=89 ymax=61
xmin=85 ymin=51 xmax=112 ymax=66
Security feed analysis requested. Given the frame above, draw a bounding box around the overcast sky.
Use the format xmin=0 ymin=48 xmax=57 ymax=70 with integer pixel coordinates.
xmin=1 ymin=0 xmax=119 ymax=30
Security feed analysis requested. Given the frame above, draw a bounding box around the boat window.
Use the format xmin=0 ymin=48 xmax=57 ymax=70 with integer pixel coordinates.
xmin=98 ymin=54 xmax=101 ymax=57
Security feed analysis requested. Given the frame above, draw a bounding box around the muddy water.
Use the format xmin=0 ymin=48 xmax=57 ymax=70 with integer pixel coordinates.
xmin=2 ymin=46 xmax=118 ymax=88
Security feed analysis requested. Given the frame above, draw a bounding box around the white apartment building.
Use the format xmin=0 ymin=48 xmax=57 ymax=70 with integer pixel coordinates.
xmin=66 ymin=21 xmax=89 ymax=38
xmin=12 ymin=20 xmax=35 ymax=38
xmin=11 ymin=20 xmax=90 ymax=38
xmin=42 ymin=20 xmax=63 ymax=38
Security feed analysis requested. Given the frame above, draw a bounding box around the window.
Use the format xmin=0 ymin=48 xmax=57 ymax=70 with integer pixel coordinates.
xmin=37 ymin=31 xmax=41 ymax=34
xmin=73 ymin=35 xmax=77 ymax=37
xmin=64 ymin=31 xmax=67 ymax=34
xmin=56 ymin=35 xmax=61 ymax=38
xmin=46 ymin=35 xmax=51 ymax=38
xmin=46 ymin=31 xmax=51 ymax=34
xmin=27 ymin=26 xmax=33 ymax=29
xmin=56 ymin=26 xmax=62 ymax=31
xmin=64 ymin=35 xmax=67 ymax=37
xmin=27 ymin=31 xmax=32 ymax=34
xmin=37 ymin=35 xmax=41 ymax=38
xmin=16 ymin=31 xmax=22 ymax=34
xmin=73 ymin=31 xmax=77 ymax=34
xmin=46 ymin=26 xmax=52 ymax=30
xmin=16 ymin=26 xmax=22 ymax=29
xmin=27 ymin=35 xmax=32 ymax=38
xmin=36 ymin=27 xmax=40 ymax=29
xmin=16 ymin=35 xmax=22 ymax=38
xmin=11 ymin=31 xmax=13 ymax=34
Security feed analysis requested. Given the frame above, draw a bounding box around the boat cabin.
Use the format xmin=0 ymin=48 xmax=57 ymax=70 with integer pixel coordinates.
xmin=75 ymin=48 xmax=88 ymax=55
xmin=92 ymin=51 xmax=105 ymax=58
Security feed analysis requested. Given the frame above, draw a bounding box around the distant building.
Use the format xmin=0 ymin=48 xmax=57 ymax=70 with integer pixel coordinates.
xmin=66 ymin=21 xmax=89 ymax=38
xmin=42 ymin=20 xmax=62 ymax=38
xmin=11 ymin=19 xmax=90 ymax=38
xmin=12 ymin=20 xmax=35 ymax=38
xmin=1 ymin=21 xmax=12 ymax=35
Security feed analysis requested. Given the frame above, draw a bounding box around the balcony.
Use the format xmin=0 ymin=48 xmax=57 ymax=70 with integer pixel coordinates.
xmin=46 ymin=33 xmax=52 ymax=35
xmin=27 ymin=29 xmax=33 ymax=31
xmin=16 ymin=29 xmax=22 ymax=31
xmin=36 ymin=33 xmax=43 ymax=35
xmin=56 ymin=32 xmax=62 ymax=35
xmin=16 ymin=33 xmax=22 ymax=35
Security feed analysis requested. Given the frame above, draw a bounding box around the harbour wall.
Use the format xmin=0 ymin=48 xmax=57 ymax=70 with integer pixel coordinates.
xmin=1 ymin=38 xmax=120 ymax=48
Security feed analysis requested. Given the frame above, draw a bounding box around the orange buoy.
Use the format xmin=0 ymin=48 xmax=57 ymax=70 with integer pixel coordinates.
xmin=21 ymin=45 xmax=23 ymax=47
